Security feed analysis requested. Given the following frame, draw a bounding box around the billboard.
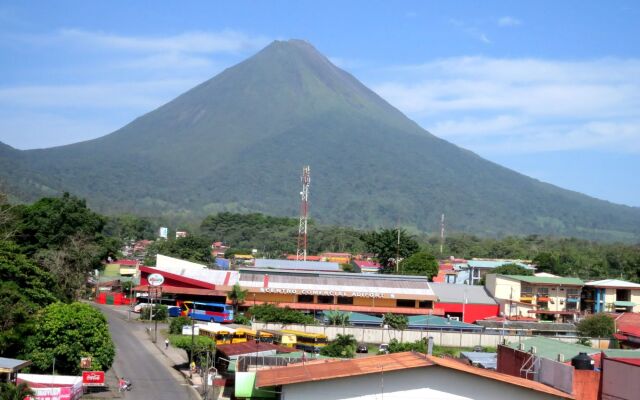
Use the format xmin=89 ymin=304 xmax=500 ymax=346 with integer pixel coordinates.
xmin=82 ymin=371 xmax=105 ymax=387
xmin=159 ymin=227 xmax=168 ymax=239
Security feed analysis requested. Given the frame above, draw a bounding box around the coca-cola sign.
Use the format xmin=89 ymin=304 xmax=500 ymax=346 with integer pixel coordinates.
xmin=82 ymin=371 xmax=105 ymax=386
xmin=148 ymin=273 xmax=165 ymax=287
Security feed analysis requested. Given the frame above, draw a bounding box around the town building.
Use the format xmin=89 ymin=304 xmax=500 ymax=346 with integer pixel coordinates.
xmin=0 ymin=357 xmax=31 ymax=383
xmin=254 ymin=352 xmax=574 ymax=399
xmin=238 ymin=268 xmax=440 ymax=316
xmin=582 ymin=279 xmax=640 ymax=313
xmin=430 ymin=282 xmax=500 ymax=323
xmin=485 ymin=275 xmax=584 ymax=322
xmin=352 ymin=260 xmax=382 ymax=274
xmin=600 ymin=356 xmax=640 ymax=400
xmin=252 ymin=258 xmax=342 ymax=272
xmin=454 ymin=259 xmax=534 ymax=285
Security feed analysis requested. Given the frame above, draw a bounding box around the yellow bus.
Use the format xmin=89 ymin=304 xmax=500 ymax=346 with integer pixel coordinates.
xmin=280 ymin=329 xmax=328 ymax=352
xmin=261 ymin=329 xmax=297 ymax=348
xmin=235 ymin=328 xmax=275 ymax=343
xmin=198 ymin=324 xmax=236 ymax=345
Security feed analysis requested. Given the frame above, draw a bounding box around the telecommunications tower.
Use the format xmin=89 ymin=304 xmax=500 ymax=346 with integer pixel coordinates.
xmin=440 ymin=213 xmax=446 ymax=255
xmin=296 ymin=166 xmax=311 ymax=261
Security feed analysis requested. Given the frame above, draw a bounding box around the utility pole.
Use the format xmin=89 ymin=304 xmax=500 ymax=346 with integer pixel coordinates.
xmin=395 ymin=227 xmax=400 ymax=273
xmin=296 ymin=166 xmax=311 ymax=261
xmin=190 ymin=303 xmax=196 ymax=378
xmin=440 ymin=213 xmax=445 ymax=255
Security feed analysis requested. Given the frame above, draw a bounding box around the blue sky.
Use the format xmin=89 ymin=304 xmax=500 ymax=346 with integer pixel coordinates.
xmin=0 ymin=1 xmax=639 ymax=206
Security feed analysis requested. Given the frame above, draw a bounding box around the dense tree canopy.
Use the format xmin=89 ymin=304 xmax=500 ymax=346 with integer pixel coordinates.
xmin=145 ymin=235 xmax=212 ymax=265
xmin=320 ymin=334 xmax=357 ymax=358
xmin=361 ymin=228 xmax=419 ymax=273
xmin=400 ymin=251 xmax=439 ymax=279
xmin=23 ymin=302 xmax=115 ymax=375
xmin=577 ymin=313 xmax=615 ymax=338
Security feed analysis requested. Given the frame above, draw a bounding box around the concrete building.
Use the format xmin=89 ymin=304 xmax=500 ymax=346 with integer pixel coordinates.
xmin=454 ymin=259 xmax=534 ymax=285
xmin=254 ymin=352 xmax=573 ymax=399
xmin=582 ymin=279 xmax=640 ymax=313
xmin=252 ymin=258 xmax=342 ymax=272
xmin=485 ymin=275 xmax=584 ymax=321
xmin=430 ymin=282 xmax=500 ymax=323
xmin=600 ymin=356 xmax=640 ymax=400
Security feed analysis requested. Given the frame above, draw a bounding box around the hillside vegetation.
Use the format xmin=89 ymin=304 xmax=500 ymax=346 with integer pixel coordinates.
xmin=1 ymin=40 xmax=640 ymax=241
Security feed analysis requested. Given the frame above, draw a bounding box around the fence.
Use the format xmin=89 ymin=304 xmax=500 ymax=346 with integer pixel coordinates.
xmin=252 ymin=322 xmax=608 ymax=349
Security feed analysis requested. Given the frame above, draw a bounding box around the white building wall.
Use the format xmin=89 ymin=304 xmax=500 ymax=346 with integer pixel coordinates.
xmin=281 ymin=366 xmax=565 ymax=400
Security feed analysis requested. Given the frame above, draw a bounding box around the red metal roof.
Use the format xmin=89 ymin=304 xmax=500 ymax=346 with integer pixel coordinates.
xmin=256 ymin=352 xmax=574 ymax=398
xmin=133 ymin=285 xmax=228 ymax=297
xmin=353 ymin=260 xmax=381 ymax=268
xmin=217 ymin=342 xmax=297 ymax=357
xmin=618 ymin=324 xmax=640 ymax=338
xmin=139 ymin=265 xmax=216 ymax=289
xmin=608 ymin=357 xmax=640 ymax=367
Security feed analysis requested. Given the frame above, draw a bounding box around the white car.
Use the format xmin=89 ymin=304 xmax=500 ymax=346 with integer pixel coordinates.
xmin=133 ymin=303 xmax=153 ymax=313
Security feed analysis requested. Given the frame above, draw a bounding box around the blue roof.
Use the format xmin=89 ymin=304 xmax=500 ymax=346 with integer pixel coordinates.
xmin=215 ymin=258 xmax=230 ymax=269
xmin=322 ymin=311 xmax=382 ymax=326
xmin=467 ymin=260 xmax=532 ymax=269
xmin=407 ymin=315 xmax=482 ymax=331
xmin=254 ymin=259 xmax=341 ymax=272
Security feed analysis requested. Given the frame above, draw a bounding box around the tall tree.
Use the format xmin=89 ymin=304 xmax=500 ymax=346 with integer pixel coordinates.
xmin=400 ymin=251 xmax=439 ymax=280
xmin=23 ymin=302 xmax=115 ymax=375
xmin=227 ymin=283 xmax=248 ymax=315
xmin=361 ymin=228 xmax=419 ymax=273
xmin=0 ymin=382 xmax=35 ymax=399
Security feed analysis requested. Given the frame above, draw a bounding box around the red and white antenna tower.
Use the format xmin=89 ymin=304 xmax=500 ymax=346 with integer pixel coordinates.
xmin=296 ymin=166 xmax=311 ymax=261
xmin=440 ymin=213 xmax=446 ymax=255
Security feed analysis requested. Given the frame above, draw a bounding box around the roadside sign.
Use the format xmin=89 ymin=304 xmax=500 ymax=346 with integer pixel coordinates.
xmin=82 ymin=371 xmax=105 ymax=387
xmin=148 ymin=273 xmax=165 ymax=287
xmin=149 ymin=286 xmax=162 ymax=300
xmin=80 ymin=357 xmax=92 ymax=369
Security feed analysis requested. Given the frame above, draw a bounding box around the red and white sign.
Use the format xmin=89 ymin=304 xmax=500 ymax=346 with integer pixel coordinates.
xmin=82 ymin=371 xmax=105 ymax=386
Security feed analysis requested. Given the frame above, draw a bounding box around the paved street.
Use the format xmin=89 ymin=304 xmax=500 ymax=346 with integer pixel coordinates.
xmin=97 ymin=304 xmax=199 ymax=400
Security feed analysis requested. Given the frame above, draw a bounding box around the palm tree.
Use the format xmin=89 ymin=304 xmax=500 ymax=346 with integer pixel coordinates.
xmin=0 ymin=382 xmax=35 ymax=400
xmin=227 ymin=283 xmax=248 ymax=316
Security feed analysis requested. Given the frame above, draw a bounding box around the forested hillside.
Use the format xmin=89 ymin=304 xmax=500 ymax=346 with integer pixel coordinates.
xmin=2 ymin=40 xmax=640 ymax=241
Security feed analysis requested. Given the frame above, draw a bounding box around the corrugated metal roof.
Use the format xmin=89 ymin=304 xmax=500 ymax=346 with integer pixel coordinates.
xmin=477 ymin=320 xmax=576 ymax=332
xmin=585 ymin=279 xmax=640 ymax=288
xmin=467 ymin=260 xmax=532 ymax=269
xmin=256 ymin=352 xmax=574 ymax=398
xmin=407 ymin=315 xmax=482 ymax=330
xmin=502 ymin=275 xmax=584 ymax=286
xmin=430 ymin=283 xmax=497 ymax=305
xmin=506 ymin=337 xmax=596 ymax=361
xmin=255 ymin=352 xmax=433 ymax=387
xmin=322 ymin=311 xmax=382 ymax=325
xmin=254 ymin=259 xmax=342 ymax=271
xmin=0 ymin=357 xmax=31 ymax=372
xmin=239 ymin=269 xmax=435 ymax=298
xmin=216 ymin=342 xmax=296 ymax=357
xmin=155 ymin=254 xmax=239 ymax=285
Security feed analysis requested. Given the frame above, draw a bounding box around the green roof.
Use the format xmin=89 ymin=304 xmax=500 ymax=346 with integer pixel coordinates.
xmin=323 ymin=311 xmax=382 ymax=325
xmin=504 ymin=275 xmax=584 ymax=285
xmin=506 ymin=337 xmax=595 ymax=361
xmin=407 ymin=315 xmax=481 ymax=330
xmin=613 ymin=301 xmax=637 ymax=307
xmin=602 ymin=349 xmax=640 ymax=358
xmin=235 ymin=372 xmax=275 ymax=398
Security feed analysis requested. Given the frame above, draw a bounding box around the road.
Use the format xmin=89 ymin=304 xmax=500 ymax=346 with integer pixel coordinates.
xmin=97 ymin=305 xmax=198 ymax=400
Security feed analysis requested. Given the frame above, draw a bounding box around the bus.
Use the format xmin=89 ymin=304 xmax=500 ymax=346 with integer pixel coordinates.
xmin=198 ymin=323 xmax=236 ymax=345
xmin=280 ymin=330 xmax=327 ymax=352
xmin=260 ymin=329 xmax=296 ymax=348
xmin=180 ymin=301 xmax=234 ymax=323
xmin=235 ymin=328 xmax=275 ymax=344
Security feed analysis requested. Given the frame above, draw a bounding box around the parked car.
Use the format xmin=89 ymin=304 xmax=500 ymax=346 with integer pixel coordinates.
xmin=133 ymin=303 xmax=153 ymax=313
xmin=168 ymin=306 xmax=181 ymax=317
xmin=356 ymin=344 xmax=368 ymax=353
xmin=378 ymin=343 xmax=389 ymax=354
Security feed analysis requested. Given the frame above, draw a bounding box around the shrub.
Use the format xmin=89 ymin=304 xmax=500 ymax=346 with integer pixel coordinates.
xmin=383 ymin=313 xmax=408 ymax=330
xmin=140 ymin=304 xmax=168 ymax=321
xmin=169 ymin=316 xmax=191 ymax=334
xmin=248 ymin=304 xmax=315 ymax=325
xmin=321 ymin=334 xmax=357 ymax=358
xmin=234 ymin=314 xmax=251 ymax=325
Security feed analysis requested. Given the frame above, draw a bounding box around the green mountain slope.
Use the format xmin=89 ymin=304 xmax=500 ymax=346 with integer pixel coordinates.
xmin=2 ymin=39 xmax=640 ymax=241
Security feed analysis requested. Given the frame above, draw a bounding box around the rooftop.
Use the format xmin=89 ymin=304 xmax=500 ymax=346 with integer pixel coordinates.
xmin=430 ymin=283 xmax=498 ymax=305
xmin=500 ymin=275 xmax=584 ymax=286
xmin=216 ymin=342 xmax=297 ymax=357
xmin=0 ymin=357 xmax=32 ymax=373
xmin=407 ymin=315 xmax=482 ymax=330
xmin=254 ymin=258 xmax=342 ymax=272
xmin=255 ymin=352 xmax=574 ymax=398
xmin=585 ymin=279 xmax=640 ymax=288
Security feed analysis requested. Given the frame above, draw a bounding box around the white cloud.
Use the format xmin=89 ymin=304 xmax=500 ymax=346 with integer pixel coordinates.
xmin=371 ymin=57 xmax=640 ymax=154
xmin=498 ymin=16 xmax=522 ymax=27
xmin=449 ymin=19 xmax=491 ymax=44
xmin=0 ymin=79 xmax=200 ymax=109
xmin=56 ymin=29 xmax=270 ymax=54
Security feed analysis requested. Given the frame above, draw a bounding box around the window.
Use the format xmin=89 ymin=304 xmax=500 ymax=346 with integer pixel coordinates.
xmin=397 ymin=299 xmax=416 ymax=308
xmin=616 ymin=289 xmax=630 ymax=302
xmin=418 ymin=300 xmax=433 ymax=309
xmin=521 ymin=285 xmax=533 ymax=295
xmin=298 ymin=294 xmax=314 ymax=303
xmin=317 ymin=295 xmax=334 ymax=304
xmin=537 ymin=288 xmax=549 ymax=296
xmin=337 ymin=296 xmax=353 ymax=305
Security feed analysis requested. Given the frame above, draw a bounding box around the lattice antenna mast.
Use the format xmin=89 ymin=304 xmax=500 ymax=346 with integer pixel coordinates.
xmin=440 ymin=213 xmax=445 ymax=255
xmin=296 ymin=166 xmax=311 ymax=261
